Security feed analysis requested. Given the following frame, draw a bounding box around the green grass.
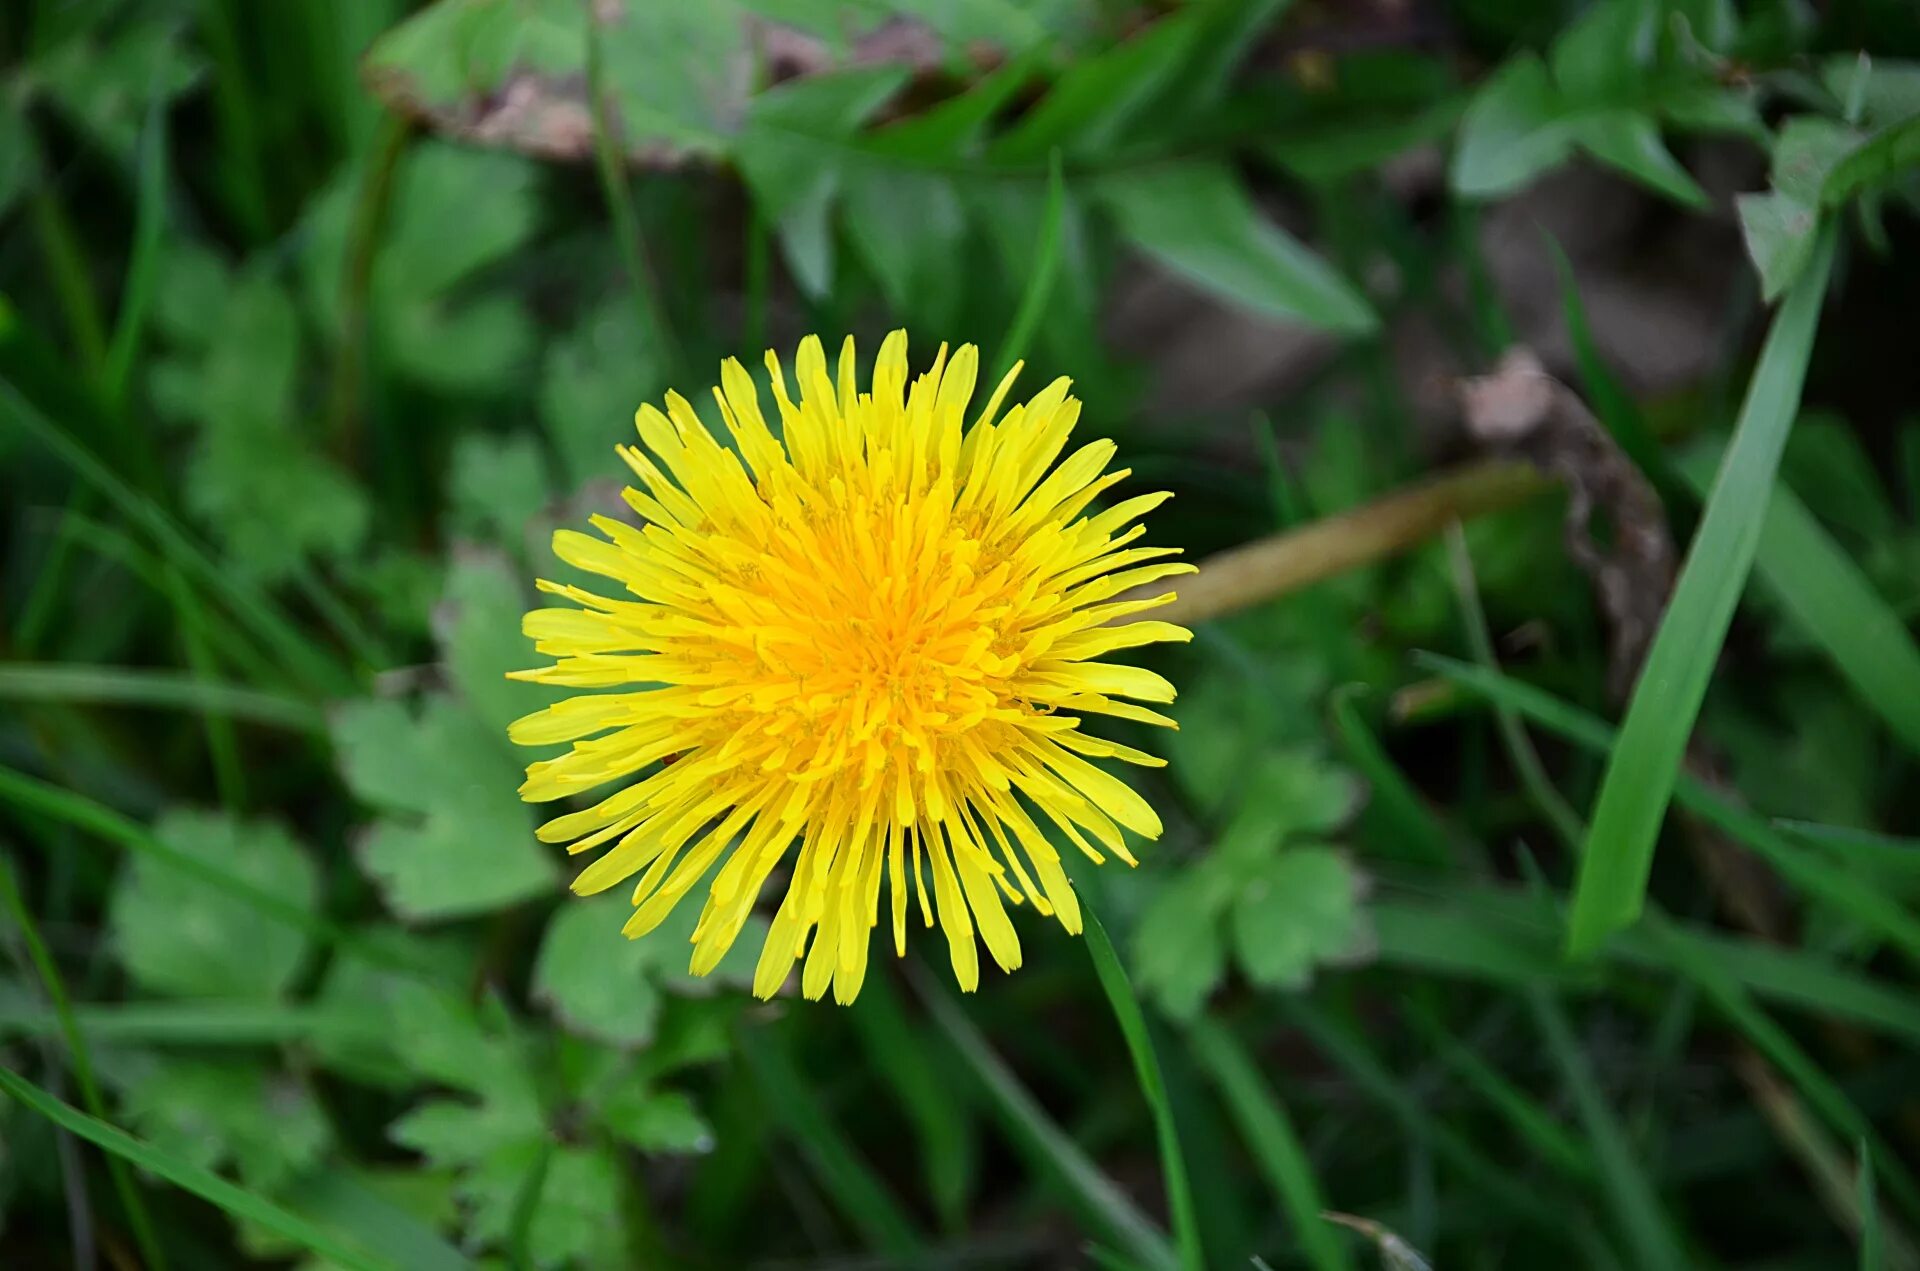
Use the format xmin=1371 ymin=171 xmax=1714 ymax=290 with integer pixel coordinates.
xmin=3 ymin=4 xmax=1919 ymax=1267
xmin=1567 ymin=229 xmax=1836 ymax=958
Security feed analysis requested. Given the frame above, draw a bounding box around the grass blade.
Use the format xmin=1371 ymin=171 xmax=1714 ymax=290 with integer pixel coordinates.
xmin=0 ymin=1066 xmax=386 ymax=1271
xmin=1189 ymin=1017 xmax=1353 ymax=1271
xmin=736 ymin=1021 xmax=922 ymax=1258
xmin=1284 ymin=1000 xmax=1561 ymax=1228
xmin=918 ymin=971 xmax=1178 ymax=1271
xmin=0 ymin=858 xmax=166 ymax=1269
xmin=992 ymin=150 xmax=1066 ymax=386
xmin=1648 ymin=915 xmax=1920 ymax=1226
xmin=0 ymin=379 xmax=352 ymax=696
xmin=1526 ymin=987 xmax=1689 ymax=1270
xmin=103 ymin=88 xmax=169 ymax=410
xmin=1675 ymin=447 xmax=1920 ymax=757
xmin=1864 ymin=1143 xmax=1885 ymax=1271
xmin=1418 ymin=653 xmax=1920 ymax=971
xmin=1567 ymin=229 xmax=1834 ymax=957
xmin=0 ymin=663 xmax=321 ymax=729
xmin=847 ymin=974 xmax=976 ymax=1230
xmin=1084 ymin=909 xmax=1204 ymax=1271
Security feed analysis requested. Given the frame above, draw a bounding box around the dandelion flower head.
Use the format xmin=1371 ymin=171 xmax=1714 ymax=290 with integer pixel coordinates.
xmin=509 ymin=332 xmax=1191 ymax=1003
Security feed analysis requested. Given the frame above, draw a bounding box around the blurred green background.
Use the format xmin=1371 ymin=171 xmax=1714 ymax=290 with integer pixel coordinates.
xmin=4 ymin=1 xmax=1920 ymax=1267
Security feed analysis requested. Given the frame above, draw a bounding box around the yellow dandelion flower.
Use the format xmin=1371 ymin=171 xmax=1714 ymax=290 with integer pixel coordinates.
xmin=508 ymin=331 xmax=1192 ymax=1004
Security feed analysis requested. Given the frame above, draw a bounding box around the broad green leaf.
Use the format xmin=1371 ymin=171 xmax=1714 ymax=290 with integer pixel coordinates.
xmin=735 ymin=68 xmax=910 ymax=299
xmin=33 ymin=15 xmax=203 ymax=161
xmin=1230 ymin=847 xmax=1373 ymax=990
xmin=1566 ymin=229 xmax=1834 ymax=959
xmin=436 ymin=550 xmax=561 ymax=740
xmin=118 ymin=1059 xmax=330 ymax=1196
xmin=532 ymin=893 xmax=764 ymax=1047
xmin=148 ymin=262 xmax=368 ymax=580
xmin=305 ymin=143 xmax=539 ymax=393
xmin=1770 ymin=116 xmax=1863 ymax=205
xmin=1100 ymin=160 xmax=1375 ymax=333
xmin=331 ymin=696 xmax=554 ymax=921
xmin=601 ymin=1086 xmax=714 ymax=1154
xmin=1736 ymin=191 xmax=1819 ymax=301
xmin=109 ymin=809 xmax=318 ymax=1000
xmin=1550 ymin=0 xmax=1657 ymax=103
xmin=1132 ymin=871 xmax=1229 ymax=1020
xmin=990 ymin=11 xmax=1203 ymax=162
xmin=539 ymin=296 xmax=665 ymax=489
xmin=1573 ymin=110 xmax=1708 ymax=206
xmin=1451 ymin=55 xmax=1575 ymax=198
xmin=533 ymin=894 xmax=667 ymax=1047
xmin=245 ymin=1167 xmax=467 ymax=1271
xmin=448 ymin=432 xmax=550 ymax=549
xmin=840 ymin=167 xmax=968 ymax=332
xmin=1822 ymin=117 xmax=1920 ymax=207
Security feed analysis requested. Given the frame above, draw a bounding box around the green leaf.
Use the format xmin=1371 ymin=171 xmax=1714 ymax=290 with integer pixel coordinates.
xmin=1565 ymin=228 xmax=1834 ymax=959
xmin=0 ymin=1066 xmax=384 ymax=1271
xmin=1132 ymin=871 xmax=1229 ymax=1020
xmin=1822 ymin=117 xmax=1920 ymax=207
xmin=1451 ymin=55 xmax=1575 ymax=198
xmin=149 ymin=262 xmax=369 ymax=581
xmin=735 ymin=68 xmax=911 ymax=299
xmin=1230 ymin=847 xmax=1373 ymax=991
xmin=1736 ymin=191 xmax=1820 ymax=301
xmin=448 ymin=433 xmax=550 ymax=549
xmin=539 ymin=296 xmax=665 ymax=489
xmin=1549 ymin=0 xmax=1657 ymax=103
xmin=1100 ymin=161 xmax=1375 ymax=334
xmin=1572 ymin=110 xmax=1708 ymax=206
xmin=33 ymin=15 xmax=203 ymax=161
xmin=532 ymin=894 xmax=666 ymax=1047
xmin=601 ymin=1086 xmax=714 ymax=1155
xmin=1771 ymin=116 xmax=1863 ymax=205
xmin=118 ymin=1059 xmax=330 ymax=1196
xmin=331 ymin=697 xmax=554 ymax=921
xmin=109 ymin=809 xmax=318 ymax=1000
xmin=436 ymin=550 xmax=561 ymax=741
xmin=840 ymin=167 xmax=968 ymax=332
xmin=305 ymin=143 xmax=539 ymax=394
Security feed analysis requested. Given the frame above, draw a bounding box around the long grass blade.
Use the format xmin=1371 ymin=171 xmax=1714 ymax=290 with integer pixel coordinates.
xmin=918 ymin=971 xmax=1178 ymax=1271
xmin=1674 ymin=448 xmax=1920 ymax=757
xmin=1084 ymin=909 xmax=1204 ymax=1271
xmin=0 ymin=663 xmax=322 ymax=729
xmin=0 ymin=1066 xmax=386 ymax=1271
xmin=1526 ymin=987 xmax=1689 ymax=1269
xmin=1418 ymin=654 xmax=1920 ymax=970
xmin=1189 ymin=1017 xmax=1353 ymax=1271
xmin=0 ymin=380 xmax=352 ymax=696
xmin=1567 ymin=229 xmax=1835 ymax=957
xmin=992 ymin=149 xmax=1066 ymax=385
xmin=0 ymin=858 xmax=167 ymax=1269
xmin=736 ymin=1021 xmax=923 ymax=1258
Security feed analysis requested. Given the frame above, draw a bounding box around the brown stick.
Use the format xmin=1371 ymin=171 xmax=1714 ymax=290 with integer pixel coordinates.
xmin=1138 ymin=460 xmax=1547 ymax=627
